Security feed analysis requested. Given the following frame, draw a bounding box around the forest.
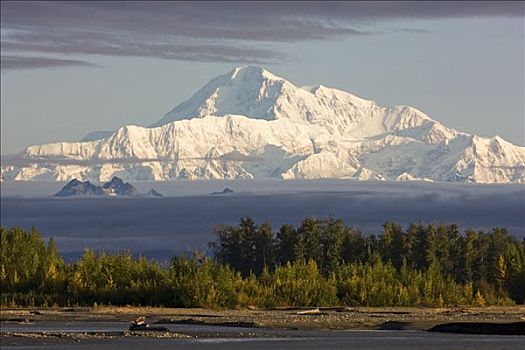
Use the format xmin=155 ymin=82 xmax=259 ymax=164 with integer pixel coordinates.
xmin=1 ymin=217 xmax=524 ymax=308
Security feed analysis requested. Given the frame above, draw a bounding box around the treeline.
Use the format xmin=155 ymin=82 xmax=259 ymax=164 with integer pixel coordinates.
xmin=211 ymin=218 xmax=525 ymax=304
xmin=1 ymin=220 xmax=524 ymax=308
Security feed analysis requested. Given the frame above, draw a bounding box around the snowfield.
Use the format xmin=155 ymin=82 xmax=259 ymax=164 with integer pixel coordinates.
xmin=2 ymin=65 xmax=524 ymax=183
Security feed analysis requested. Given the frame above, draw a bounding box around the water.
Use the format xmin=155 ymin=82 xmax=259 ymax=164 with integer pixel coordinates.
xmin=1 ymin=180 xmax=524 ymax=260
xmin=1 ymin=321 xmax=523 ymax=350
xmin=0 ymin=321 xmax=260 ymax=334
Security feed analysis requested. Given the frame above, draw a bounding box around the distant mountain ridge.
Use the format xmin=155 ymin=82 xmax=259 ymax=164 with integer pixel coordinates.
xmin=2 ymin=65 xmax=524 ymax=183
xmin=102 ymin=176 xmax=138 ymax=196
xmin=55 ymin=176 xmax=162 ymax=197
xmin=55 ymin=179 xmax=105 ymax=197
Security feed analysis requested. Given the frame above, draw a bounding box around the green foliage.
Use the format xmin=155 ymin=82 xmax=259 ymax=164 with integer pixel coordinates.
xmin=210 ymin=217 xmax=525 ymax=306
xmin=210 ymin=217 xmax=275 ymax=276
xmin=270 ymin=260 xmax=338 ymax=306
xmin=2 ymin=220 xmax=524 ymax=308
xmin=169 ymin=255 xmax=242 ymax=308
xmin=69 ymin=249 xmax=168 ymax=306
xmin=276 ymin=224 xmax=297 ymax=265
xmin=0 ymin=227 xmax=65 ymax=295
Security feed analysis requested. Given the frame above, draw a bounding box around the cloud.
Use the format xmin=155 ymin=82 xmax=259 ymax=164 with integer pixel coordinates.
xmin=0 ymin=2 xmax=377 ymax=42
xmin=1 ymin=55 xmax=98 ymax=70
xmin=399 ymin=27 xmax=432 ymax=34
xmin=1 ymin=1 xmax=523 ymax=67
xmin=2 ymin=2 xmax=522 ymax=40
xmin=2 ymin=34 xmax=282 ymax=64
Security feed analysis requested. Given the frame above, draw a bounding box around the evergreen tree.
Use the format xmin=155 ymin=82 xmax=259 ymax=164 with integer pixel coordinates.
xmin=463 ymin=228 xmax=477 ymax=282
xmin=446 ymin=224 xmax=463 ymax=280
xmin=341 ymin=228 xmax=367 ymax=264
xmin=297 ymin=217 xmax=322 ymax=264
xmin=276 ymin=224 xmax=297 ymax=265
xmin=380 ymin=221 xmax=405 ymax=269
xmin=209 ymin=224 xmax=243 ymax=271
xmin=408 ymin=223 xmax=430 ymax=270
xmin=320 ymin=217 xmax=345 ymax=275
xmin=253 ymin=222 xmax=275 ymax=274
xmin=239 ymin=217 xmax=258 ymax=275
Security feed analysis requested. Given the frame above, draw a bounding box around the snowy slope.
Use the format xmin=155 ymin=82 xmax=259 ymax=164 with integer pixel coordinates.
xmin=2 ymin=66 xmax=524 ymax=183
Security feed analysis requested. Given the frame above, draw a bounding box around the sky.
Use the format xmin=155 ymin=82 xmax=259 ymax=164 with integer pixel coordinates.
xmin=1 ymin=1 xmax=524 ymax=154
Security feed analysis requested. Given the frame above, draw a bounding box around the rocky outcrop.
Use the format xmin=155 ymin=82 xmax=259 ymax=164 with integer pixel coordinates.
xmin=54 ymin=177 xmax=162 ymax=197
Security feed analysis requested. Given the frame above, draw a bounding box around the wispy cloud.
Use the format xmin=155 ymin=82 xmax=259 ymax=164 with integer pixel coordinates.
xmin=399 ymin=27 xmax=432 ymax=34
xmin=1 ymin=1 xmax=522 ymax=67
xmin=2 ymin=31 xmax=282 ymax=64
xmin=1 ymin=55 xmax=98 ymax=70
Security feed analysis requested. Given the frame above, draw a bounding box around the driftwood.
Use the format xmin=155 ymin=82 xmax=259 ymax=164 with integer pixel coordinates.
xmin=296 ymin=308 xmax=322 ymax=315
xmin=129 ymin=316 xmax=168 ymax=332
xmin=131 ymin=316 xmax=146 ymax=326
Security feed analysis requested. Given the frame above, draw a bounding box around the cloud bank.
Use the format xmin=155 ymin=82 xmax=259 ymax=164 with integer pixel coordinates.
xmin=2 ymin=181 xmax=524 ymax=260
xmin=1 ymin=1 xmax=523 ymax=68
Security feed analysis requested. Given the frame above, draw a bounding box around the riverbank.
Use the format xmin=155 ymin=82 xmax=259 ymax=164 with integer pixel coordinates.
xmin=2 ymin=305 xmax=524 ymax=332
xmin=2 ymin=307 xmax=524 ymax=349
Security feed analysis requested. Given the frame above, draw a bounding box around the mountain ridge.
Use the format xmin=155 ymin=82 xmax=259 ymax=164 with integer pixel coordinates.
xmin=55 ymin=176 xmax=162 ymax=197
xmin=2 ymin=65 xmax=524 ymax=183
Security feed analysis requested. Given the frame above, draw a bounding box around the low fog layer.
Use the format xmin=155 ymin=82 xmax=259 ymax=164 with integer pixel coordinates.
xmin=1 ymin=181 xmax=524 ymax=260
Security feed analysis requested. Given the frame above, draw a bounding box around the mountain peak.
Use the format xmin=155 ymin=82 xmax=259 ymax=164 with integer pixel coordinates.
xmin=151 ymin=66 xmax=384 ymax=128
xmin=151 ymin=66 xmax=290 ymax=126
xmin=227 ymin=65 xmax=289 ymax=86
xmin=102 ymin=176 xmax=138 ymax=196
xmin=229 ymin=65 xmax=280 ymax=81
xmin=55 ymin=179 xmax=104 ymax=197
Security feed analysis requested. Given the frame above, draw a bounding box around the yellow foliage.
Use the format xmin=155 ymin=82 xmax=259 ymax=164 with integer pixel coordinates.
xmin=474 ymin=290 xmax=486 ymax=307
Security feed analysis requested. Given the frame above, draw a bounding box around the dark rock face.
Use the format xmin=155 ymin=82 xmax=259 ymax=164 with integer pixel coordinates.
xmin=147 ymin=189 xmax=163 ymax=197
xmin=54 ymin=177 xmax=149 ymax=197
xmin=102 ymin=177 xmax=138 ymax=196
xmin=54 ymin=179 xmax=104 ymax=197
xmin=211 ymin=187 xmax=234 ymax=195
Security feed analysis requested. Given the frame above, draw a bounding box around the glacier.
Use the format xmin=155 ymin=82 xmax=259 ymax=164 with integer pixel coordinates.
xmin=2 ymin=65 xmax=524 ymax=183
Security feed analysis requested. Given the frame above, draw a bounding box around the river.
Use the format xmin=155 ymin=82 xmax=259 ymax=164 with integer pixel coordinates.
xmin=1 ymin=321 xmax=523 ymax=350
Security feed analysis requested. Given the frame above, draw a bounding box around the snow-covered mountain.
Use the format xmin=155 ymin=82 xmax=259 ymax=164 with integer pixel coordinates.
xmin=2 ymin=65 xmax=524 ymax=183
